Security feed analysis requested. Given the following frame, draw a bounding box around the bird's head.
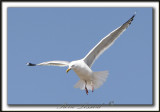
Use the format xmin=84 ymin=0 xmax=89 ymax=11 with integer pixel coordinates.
xmin=66 ymin=61 xmax=78 ymax=73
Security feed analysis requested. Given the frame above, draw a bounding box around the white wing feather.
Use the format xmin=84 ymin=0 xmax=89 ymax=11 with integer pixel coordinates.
xmin=83 ymin=13 xmax=136 ymax=68
xmin=37 ymin=60 xmax=70 ymax=67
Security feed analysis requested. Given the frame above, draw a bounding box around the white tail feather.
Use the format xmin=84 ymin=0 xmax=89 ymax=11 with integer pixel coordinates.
xmin=74 ymin=71 xmax=109 ymax=90
xmin=74 ymin=80 xmax=85 ymax=90
xmin=93 ymin=71 xmax=109 ymax=89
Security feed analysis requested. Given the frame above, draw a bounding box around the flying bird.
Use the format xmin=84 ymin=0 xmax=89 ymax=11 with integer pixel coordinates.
xmin=27 ymin=13 xmax=136 ymax=95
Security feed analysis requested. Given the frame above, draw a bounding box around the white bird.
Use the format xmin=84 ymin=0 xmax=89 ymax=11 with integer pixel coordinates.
xmin=27 ymin=13 xmax=136 ymax=95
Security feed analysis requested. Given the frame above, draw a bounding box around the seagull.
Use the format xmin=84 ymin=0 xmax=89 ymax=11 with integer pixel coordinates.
xmin=27 ymin=13 xmax=136 ymax=95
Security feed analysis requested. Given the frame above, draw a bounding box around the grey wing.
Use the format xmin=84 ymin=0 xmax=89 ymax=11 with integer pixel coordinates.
xmin=27 ymin=60 xmax=70 ymax=67
xmin=83 ymin=13 xmax=136 ymax=68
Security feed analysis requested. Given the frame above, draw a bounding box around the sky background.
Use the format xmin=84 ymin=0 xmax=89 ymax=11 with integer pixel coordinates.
xmin=8 ymin=7 xmax=152 ymax=105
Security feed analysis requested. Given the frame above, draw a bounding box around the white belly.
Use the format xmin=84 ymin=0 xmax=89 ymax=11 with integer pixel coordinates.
xmin=72 ymin=60 xmax=93 ymax=81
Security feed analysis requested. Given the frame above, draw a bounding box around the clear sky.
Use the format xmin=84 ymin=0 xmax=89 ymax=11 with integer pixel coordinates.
xmin=8 ymin=7 xmax=152 ymax=105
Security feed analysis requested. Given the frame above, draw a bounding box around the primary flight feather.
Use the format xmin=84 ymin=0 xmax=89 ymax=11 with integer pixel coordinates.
xmin=27 ymin=13 xmax=136 ymax=95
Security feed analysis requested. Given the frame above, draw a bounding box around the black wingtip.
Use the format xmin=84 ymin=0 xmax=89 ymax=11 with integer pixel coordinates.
xmin=127 ymin=12 xmax=136 ymax=25
xmin=26 ymin=63 xmax=36 ymax=66
xmin=130 ymin=12 xmax=136 ymax=21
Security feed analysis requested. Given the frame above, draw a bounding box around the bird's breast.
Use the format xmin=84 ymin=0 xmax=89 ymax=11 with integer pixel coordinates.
xmin=73 ymin=61 xmax=93 ymax=80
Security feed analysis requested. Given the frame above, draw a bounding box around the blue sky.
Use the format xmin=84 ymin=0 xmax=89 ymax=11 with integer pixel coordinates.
xmin=8 ymin=7 xmax=152 ymax=105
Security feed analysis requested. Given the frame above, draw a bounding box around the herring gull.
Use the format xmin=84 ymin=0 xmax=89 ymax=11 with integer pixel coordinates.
xmin=27 ymin=13 xmax=136 ymax=95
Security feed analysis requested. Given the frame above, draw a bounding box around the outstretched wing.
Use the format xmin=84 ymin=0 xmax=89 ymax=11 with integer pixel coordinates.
xmin=27 ymin=60 xmax=70 ymax=67
xmin=83 ymin=13 xmax=136 ymax=68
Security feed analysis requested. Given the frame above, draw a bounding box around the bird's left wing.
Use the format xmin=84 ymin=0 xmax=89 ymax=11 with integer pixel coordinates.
xmin=83 ymin=13 xmax=136 ymax=68
xmin=27 ymin=60 xmax=70 ymax=67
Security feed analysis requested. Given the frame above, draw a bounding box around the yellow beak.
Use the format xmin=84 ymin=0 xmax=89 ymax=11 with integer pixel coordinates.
xmin=66 ymin=68 xmax=71 ymax=73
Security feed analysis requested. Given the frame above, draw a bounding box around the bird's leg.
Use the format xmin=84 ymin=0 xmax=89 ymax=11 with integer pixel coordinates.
xmin=85 ymin=80 xmax=88 ymax=95
xmin=92 ymin=87 xmax=94 ymax=92
xmin=85 ymin=86 xmax=88 ymax=95
xmin=91 ymin=81 xmax=94 ymax=92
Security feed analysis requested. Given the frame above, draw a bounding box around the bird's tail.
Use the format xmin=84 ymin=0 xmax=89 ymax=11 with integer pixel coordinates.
xmin=74 ymin=71 xmax=109 ymax=90
xmin=92 ymin=71 xmax=109 ymax=89
xmin=74 ymin=80 xmax=86 ymax=90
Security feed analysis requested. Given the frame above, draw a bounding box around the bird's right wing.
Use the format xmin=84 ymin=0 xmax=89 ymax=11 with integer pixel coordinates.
xmin=27 ymin=60 xmax=70 ymax=67
xmin=83 ymin=13 xmax=136 ymax=68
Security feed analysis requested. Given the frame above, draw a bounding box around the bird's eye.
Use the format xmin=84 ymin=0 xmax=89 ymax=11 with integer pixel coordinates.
xmin=71 ymin=65 xmax=75 ymax=68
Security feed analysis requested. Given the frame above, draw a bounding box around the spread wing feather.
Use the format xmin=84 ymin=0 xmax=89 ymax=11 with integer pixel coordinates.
xmin=83 ymin=13 xmax=136 ymax=68
xmin=27 ymin=61 xmax=70 ymax=67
